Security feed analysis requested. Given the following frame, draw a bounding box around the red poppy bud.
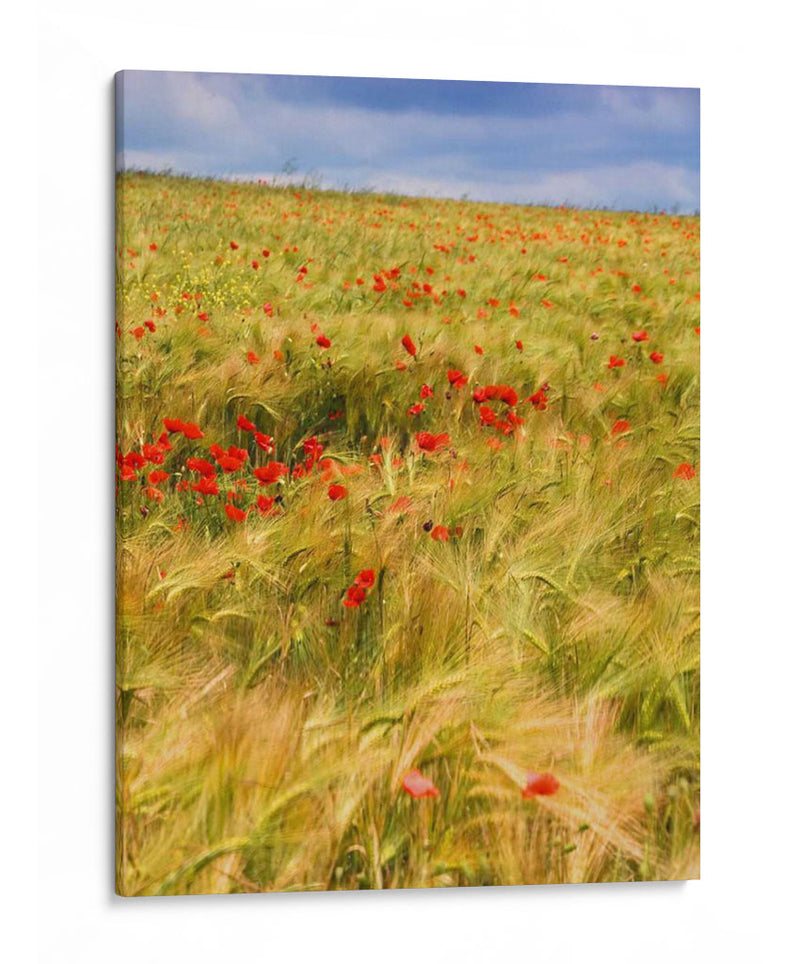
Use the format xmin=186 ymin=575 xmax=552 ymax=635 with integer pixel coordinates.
xmin=522 ymin=772 xmax=560 ymax=798
xmin=401 ymin=333 xmax=417 ymax=357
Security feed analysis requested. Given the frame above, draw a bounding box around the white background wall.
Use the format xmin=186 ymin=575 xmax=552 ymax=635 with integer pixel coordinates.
xmin=8 ymin=2 xmax=798 ymax=961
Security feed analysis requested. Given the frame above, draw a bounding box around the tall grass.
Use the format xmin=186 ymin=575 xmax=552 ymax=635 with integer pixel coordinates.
xmin=116 ymin=172 xmax=700 ymax=894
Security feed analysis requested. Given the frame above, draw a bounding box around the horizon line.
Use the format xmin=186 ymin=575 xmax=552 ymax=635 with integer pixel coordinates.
xmin=116 ymin=165 xmax=701 ymax=218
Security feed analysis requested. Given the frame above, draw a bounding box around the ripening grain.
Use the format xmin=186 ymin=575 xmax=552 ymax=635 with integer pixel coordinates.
xmin=116 ymin=173 xmax=700 ymax=895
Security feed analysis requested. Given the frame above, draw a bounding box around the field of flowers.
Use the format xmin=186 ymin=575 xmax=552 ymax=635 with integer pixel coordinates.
xmin=115 ymin=172 xmax=699 ymax=895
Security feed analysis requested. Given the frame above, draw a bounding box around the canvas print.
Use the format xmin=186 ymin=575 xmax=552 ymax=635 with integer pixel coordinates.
xmin=115 ymin=71 xmax=700 ymax=896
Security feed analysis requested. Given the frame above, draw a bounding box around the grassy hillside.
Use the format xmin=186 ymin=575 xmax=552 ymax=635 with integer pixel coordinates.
xmin=116 ymin=172 xmax=700 ymax=895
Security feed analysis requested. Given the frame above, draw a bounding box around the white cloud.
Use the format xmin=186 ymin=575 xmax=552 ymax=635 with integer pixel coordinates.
xmin=121 ymin=71 xmax=240 ymax=133
xmin=116 ymin=148 xmax=179 ymax=171
xmin=598 ymin=86 xmax=699 ymax=131
xmin=120 ymin=71 xmax=692 ymax=167
xmin=217 ymin=160 xmax=699 ymax=212
xmin=117 ymin=72 xmax=699 ymax=211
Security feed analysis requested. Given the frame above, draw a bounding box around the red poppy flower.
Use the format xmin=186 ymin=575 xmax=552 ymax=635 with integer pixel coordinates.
xmin=522 ymin=772 xmax=560 ymax=797
xmin=342 ymin=585 xmax=366 ymax=608
xmin=632 ymin=330 xmax=649 ymax=342
xmin=649 ymin=351 xmax=664 ymax=364
xmin=191 ymin=477 xmax=219 ymax=496
xmin=229 ymin=240 xmax=239 ymax=250
xmin=416 ymin=432 xmax=450 ymax=452
xmin=447 ymin=369 xmax=468 ymax=389
xmin=147 ymin=469 xmax=169 ymax=485
xmin=237 ymin=415 xmax=256 ymax=432
xmin=631 ymin=284 xmax=642 ymax=294
xmin=541 ymin=299 xmax=555 ymax=309
xmin=515 ymin=340 xmax=523 ymax=351
xmin=474 ymin=344 xmax=484 ymax=355
xmin=217 ymin=454 xmax=244 ymax=473
xmin=149 ymin=242 xmax=158 ymax=251
xmin=509 ymin=306 xmax=520 ymax=318
xmin=255 ymin=494 xmax=276 ymax=516
xmin=144 ymin=320 xmax=156 ymax=333
xmin=131 ymin=326 xmax=145 ymax=340
xmin=388 ymin=496 xmax=413 ymax=514
xmin=611 ymin=419 xmax=630 ymax=436
xmin=420 ymin=383 xmax=434 ymax=399
xmin=316 ymin=334 xmax=331 ymax=348
xmin=197 ymin=312 xmax=209 ymax=322
xmin=227 ymin=446 xmax=248 ymax=463
xmin=479 ymin=406 xmax=496 ymax=426
xmin=163 ymin=417 xmax=185 ymax=433
xmin=123 ymin=452 xmax=147 ymax=469
xmin=225 ymin=504 xmax=247 ymax=522
xmin=119 ymin=464 xmax=137 ymax=482
xmin=254 ymin=462 xmax=289 ymax=485
xmin=246 ymin=351 xmax=260 ymax=365
xmin=142 ymin=443 xmax=164 ymax=464
xmin=528 ymin=389 xmax=548 ymax=411
xmin=608 ymin=356 xmax=626 ymax=369
xmin=673 ymin=463 xmax=696 ymax=480
xmin=303 ymin=437 xmax=324 ymax=464
xmin=407 ymin=402 xmax=425 ymax=417
xmin=181 ymin=422 xmax=204 ymax=440
xmin=328 ymin=483 xmax=348 ymax=501
xmin=186 ymin=457 xmax=216 ymax=477
xmin=473 ymin=385 xmax=518 ymax=406
xmin=355 ymin=569 xmax=375 ymax=590
xmin=402 ymin=769 xmax=439 ymax=799
xmin=401 ymin=333 xmax=417 ymax=357
xmin=430 ymin=525 xmax=450 ymax=542
xmin=253 ymin=432 xmax=274 ymax=453
xmin=144 ymin=486 xmax=164 ymax=503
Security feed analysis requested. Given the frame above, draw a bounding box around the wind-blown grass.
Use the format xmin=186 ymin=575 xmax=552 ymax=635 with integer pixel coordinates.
xmin=116 ymin=172 xmax=700 ymax=894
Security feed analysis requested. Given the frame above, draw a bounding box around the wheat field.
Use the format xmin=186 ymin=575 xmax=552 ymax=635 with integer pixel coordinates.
xmin=115 ymin=171 xmax=699 ymax=895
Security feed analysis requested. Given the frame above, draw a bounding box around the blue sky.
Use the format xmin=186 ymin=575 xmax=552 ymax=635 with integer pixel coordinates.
xmin=116 ymin=71 xmax=700 ymax=213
